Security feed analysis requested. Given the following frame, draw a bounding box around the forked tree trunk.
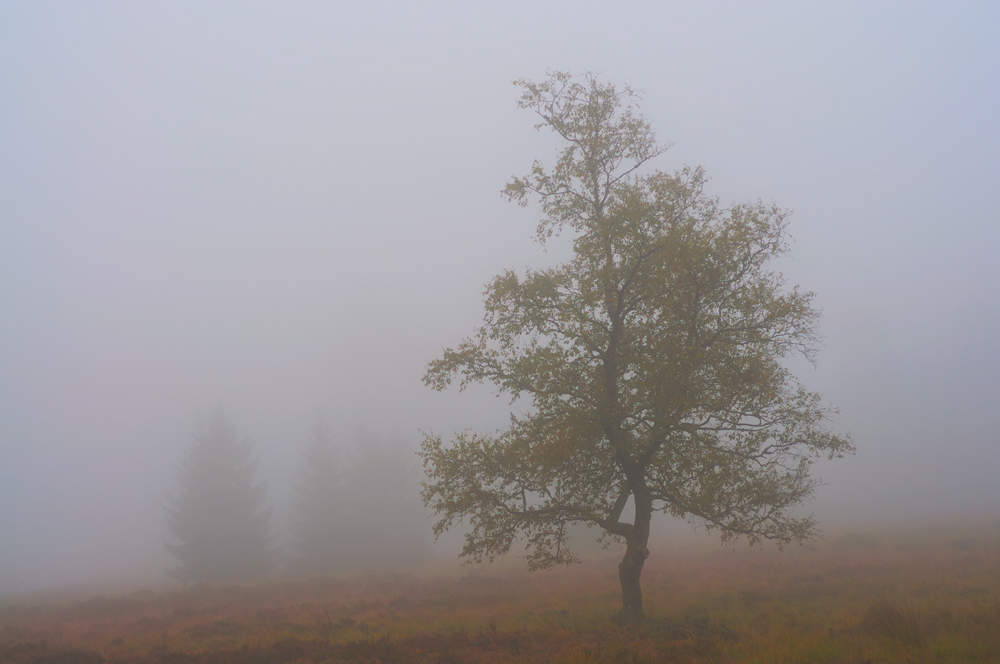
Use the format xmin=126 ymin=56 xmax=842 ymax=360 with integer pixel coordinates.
xmin=615 ymin=496 xmax=653 ymax=624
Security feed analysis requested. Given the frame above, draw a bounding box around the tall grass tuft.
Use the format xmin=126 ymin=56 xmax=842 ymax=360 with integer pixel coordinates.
xmin=864 ymin=595 xmax=924 ymax=646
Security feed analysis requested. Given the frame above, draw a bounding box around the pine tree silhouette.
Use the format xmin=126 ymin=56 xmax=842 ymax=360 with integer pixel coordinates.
xmin=290 ymin=427 xmax=432 ymax=574
xmin=339 ymin=430 xmax=432 ymax=570
xmin=289 ymin=423 xmax=347 ymax=574
xmin=165 ymin=409 xmax=276 ymax=582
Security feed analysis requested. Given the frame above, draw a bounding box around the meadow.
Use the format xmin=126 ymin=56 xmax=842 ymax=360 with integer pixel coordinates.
xmin=2 ymin=522 xmax=998 ymax=663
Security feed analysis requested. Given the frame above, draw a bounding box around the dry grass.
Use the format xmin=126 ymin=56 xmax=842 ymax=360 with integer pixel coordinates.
xmin=864 ymin=595 xmax=924 ymax=646
xmin=2 ymin=522 xmax=999 ymax=662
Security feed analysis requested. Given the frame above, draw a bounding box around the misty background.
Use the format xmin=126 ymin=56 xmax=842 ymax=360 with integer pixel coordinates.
xmin=1 ymin=1 xmax=998 ymax=597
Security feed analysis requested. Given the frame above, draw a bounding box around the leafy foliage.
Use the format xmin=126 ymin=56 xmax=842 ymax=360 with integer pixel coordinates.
xmin=421 ymin=71 xmax=852 ymax=618
xmin=165 ymin=409 xmax=276 ymax=582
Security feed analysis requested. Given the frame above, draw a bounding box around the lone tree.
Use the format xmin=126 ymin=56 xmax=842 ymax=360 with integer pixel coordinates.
xmin=165 ymin=409 xmax=276 ymax=582
xmin=289 ymin=423 xmax=347 ymax=575
xmin=421 ymin=71 xmax=853 ymax=623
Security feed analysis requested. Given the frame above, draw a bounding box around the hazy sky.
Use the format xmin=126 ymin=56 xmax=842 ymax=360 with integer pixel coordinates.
xmin=2 ymin=1 xmax=998 ymax=595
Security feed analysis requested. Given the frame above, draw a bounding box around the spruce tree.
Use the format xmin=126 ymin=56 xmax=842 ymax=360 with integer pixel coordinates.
xmin=340 ymin=431 xmax=432 ymax=569
xmin=289 ymin=423 xmax=347 ymax=575
xmin=165 ymin=409 xmax=276 ymax=582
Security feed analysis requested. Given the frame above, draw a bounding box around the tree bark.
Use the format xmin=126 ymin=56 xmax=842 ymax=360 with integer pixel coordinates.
xmin=615 ymin=496 xmax=652 ymax=623
xmin=616 ymin=544 xmax=646 ymax=622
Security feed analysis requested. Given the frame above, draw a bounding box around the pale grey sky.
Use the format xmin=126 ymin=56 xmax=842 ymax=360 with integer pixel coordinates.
xmin=1 ymin=1 xmax=998 ymax=595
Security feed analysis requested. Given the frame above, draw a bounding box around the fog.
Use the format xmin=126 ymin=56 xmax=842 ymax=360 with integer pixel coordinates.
xmin=1 ymin=1 xmax=998 ymax=597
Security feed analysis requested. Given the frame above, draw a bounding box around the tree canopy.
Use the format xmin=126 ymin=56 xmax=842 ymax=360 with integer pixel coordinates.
xmin=420 ymin=71 xmax=853 ymax=622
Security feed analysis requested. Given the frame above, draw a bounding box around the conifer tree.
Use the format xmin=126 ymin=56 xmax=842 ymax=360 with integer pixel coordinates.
xmin=165 ymin=409 xmax=276 ymax=582
xmin=339 ymin=431 xmax=432 ymax=570
xmin=289 ymin=423 xmax=347 ymax=575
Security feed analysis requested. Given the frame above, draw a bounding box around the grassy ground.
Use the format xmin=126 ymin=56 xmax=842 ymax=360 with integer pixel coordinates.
xmin=2 ymin=523 xmax=999 ymax=663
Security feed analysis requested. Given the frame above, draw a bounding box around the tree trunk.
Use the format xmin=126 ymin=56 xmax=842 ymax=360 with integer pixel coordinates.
xmin=615 ymin=496 xmax=652 ymax=624
xmin=616 ymin=543 xmax=646 ymax=622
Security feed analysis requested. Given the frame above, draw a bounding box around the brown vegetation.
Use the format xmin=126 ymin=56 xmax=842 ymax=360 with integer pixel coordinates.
xmin=2 ymin=523 xmax=998 ymax=663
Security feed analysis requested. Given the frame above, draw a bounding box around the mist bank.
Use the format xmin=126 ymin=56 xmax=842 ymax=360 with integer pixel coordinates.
xmin=2 ymin=1 xmax=999 ymax=599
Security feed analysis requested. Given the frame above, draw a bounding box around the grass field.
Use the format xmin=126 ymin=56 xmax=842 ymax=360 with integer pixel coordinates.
xmin=2 ymin=522 xmax=999 ymax=663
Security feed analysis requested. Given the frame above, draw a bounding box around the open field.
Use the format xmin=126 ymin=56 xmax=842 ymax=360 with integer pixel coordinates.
xmin=2 ymin=523 xmax=999 ymax=663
